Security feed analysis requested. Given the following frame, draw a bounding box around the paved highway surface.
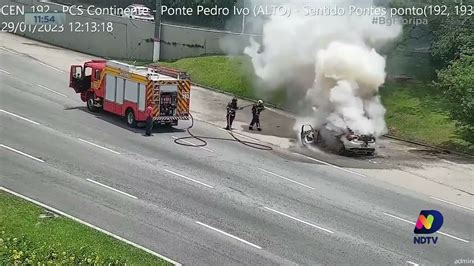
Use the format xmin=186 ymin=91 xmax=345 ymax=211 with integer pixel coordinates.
xmin=1 ymin=47 xmax=473 ymax=265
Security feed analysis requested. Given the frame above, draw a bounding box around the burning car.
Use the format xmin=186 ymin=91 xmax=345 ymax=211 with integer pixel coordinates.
xmin=301 ymin=124 xmax=376 ymax=156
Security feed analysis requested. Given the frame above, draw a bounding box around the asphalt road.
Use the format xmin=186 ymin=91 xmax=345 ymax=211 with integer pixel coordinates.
xmin=1 ymin=47 xmax=473 ymax=265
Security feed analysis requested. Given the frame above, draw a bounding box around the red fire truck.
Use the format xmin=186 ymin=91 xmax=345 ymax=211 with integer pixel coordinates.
xmin=69 ymin=60 xmax=191 ymax=127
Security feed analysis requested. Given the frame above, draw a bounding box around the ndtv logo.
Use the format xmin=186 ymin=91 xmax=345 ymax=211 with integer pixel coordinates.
xmin=413 ymin=210 xmax=443 ymax=244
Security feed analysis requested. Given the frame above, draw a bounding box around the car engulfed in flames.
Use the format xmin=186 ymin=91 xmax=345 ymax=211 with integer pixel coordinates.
xmin=301 ymin=124 xmax=376 ymax=156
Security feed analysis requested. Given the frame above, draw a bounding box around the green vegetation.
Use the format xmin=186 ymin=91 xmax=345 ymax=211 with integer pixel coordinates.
xmin=381 ymin=82 xmax=473 ymax=154
xmin=436 ymin=55 xmax=473 ymax=130
xmin=0 ymin=191 xmax=169 ymax=265
xmin=159 ymin=56 xmax=255 ymax=99
xmin=158 ymin=56 xmax=287 ymax=106
xmin=157 ymin=55 xmax=473 ymax=154
xmin=430 ymin=7 xmax=473 ymax=133
xmin=392 ymin=0 xmax=473 ymax=132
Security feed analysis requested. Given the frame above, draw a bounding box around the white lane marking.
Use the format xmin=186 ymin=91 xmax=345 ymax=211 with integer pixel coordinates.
xmin=86 ymin=178 xmax=137 ymax=199
xmin=437 ymin=231 xmax=470 ymax=243
xmin=383 ymin=212 xmax=470 ymax=243
xmin=164 ymin=169 xmax=214 ymax=189
xmin=0 ymin=46 xmax=20 ymax=55
xmin=0 ymin=109 xmax=41 ymax=125
xmin=171 ymin=136 xmax=214 ymax=152
xmin=0 ymin=144 xmax=45 ymax=163
xmin=383 ymin=212 xmax=416 ymax=224
xmin=37 ymin=61 xmax=65 ymax=73
xmin=264 ymin=206 xmax=334 ymax=234
xmin=0 ymin=46 xmax=64 ymax=73
xmin=36 ymin=84 xmax=68 ymax=98
xmin=406 ymin=261 xmax=419 ymax=266
xmin=0 ymin=68 xmax=11 ymax=75
xmin=195 ymin=221 xmax=262 ymax=249
xmin=292 ymin=152 xmax=367 ymax=178
xmin=430 ymin=196 xmax=474 ymax=212
xmin=78 ymin=138 xmax=121 ymax=155
xmin=0 ymin=187 xmax=181 ymax=265
xmin=258 ymin=168 xmax=315 ymax=190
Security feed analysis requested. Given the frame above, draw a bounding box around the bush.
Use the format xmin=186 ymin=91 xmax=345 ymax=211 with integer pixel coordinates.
xmin=0 ymin=231 xmax=126 ymax=265
xmin=436 ymin=55 xmax=474 ymax=130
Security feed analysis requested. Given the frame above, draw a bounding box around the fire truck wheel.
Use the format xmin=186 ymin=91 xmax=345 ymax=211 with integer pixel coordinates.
xmin=86 ymin=94 xmax=99 ymax=113
xmin=126 ymin=109 xmax=137 ymax=128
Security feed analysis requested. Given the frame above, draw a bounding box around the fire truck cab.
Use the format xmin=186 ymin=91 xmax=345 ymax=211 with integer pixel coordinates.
xmin=69 ymin=60 xmax=191 ymax=127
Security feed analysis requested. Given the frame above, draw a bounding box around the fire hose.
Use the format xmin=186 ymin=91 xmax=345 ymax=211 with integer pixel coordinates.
xmin=238 ymin=103 xmax=254 ymax=110
xmin=173 ymin=112 xmax=273 ymax=151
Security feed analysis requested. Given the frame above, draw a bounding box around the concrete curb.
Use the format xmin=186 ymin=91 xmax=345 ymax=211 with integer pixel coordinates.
xmin=191 ymin=81 xmax=287 ymax=111
xmin=384 ymin=135 xmax=473 ymax=158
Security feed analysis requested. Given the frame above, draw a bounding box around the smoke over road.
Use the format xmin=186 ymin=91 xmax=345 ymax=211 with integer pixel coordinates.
xmin=244 ymin=0 xmax=402 ymax=138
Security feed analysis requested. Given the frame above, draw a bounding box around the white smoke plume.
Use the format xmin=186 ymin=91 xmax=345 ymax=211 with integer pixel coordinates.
xmin=244 ymin=0 xmax=402 ymax=137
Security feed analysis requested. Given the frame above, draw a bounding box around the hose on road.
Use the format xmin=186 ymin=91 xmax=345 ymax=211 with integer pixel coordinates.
xmin=173 ymin=113 xmax=273 ymax=151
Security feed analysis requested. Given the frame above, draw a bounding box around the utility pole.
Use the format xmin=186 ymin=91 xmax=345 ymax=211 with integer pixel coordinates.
xmin=241 ymin=0 xmax=245 ymax=33
xmin=153 ymin=0 xmax=162 ymax=61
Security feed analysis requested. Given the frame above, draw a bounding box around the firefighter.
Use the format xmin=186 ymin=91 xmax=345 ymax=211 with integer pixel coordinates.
xmin=145 ymin=105 xmax=154 ymax=136
xmin=225 ymin=98 xmax=239 ymax=130
xmin=249 ymin=100 xmax=265 ymax=131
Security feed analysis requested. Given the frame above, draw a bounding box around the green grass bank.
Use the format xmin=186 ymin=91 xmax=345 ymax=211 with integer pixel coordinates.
xmin=160 ymin=55 xmax=256 ymax=98
xmin=0 ymin=191 xmax=169 ymax=265
xmin=380 ymin=82 xmax=472 ymax=154
xmin=158 ymin=55 xmax=472 ymax=154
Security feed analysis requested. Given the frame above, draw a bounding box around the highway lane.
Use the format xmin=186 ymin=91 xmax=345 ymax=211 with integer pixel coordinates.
xmin=1 ymin=85 xmax=404 ymax=265
xmin=1 ymin=48 xmax=473 ymax=264
xmin=1 ymin=154 xmax=281 ymax=265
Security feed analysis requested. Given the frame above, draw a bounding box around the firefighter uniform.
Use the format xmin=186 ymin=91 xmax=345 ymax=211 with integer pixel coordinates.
xmin=145 ymin=105 xmax=154 ymax=136
xmin=225 ymin=98 xmax=239 ymax=130
xmin=249 ymin=100 xmax=265 ymax=131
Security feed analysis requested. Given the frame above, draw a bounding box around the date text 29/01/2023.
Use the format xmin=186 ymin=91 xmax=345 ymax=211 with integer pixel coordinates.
xmin=1 ymin=13 xmax=114 ymax=34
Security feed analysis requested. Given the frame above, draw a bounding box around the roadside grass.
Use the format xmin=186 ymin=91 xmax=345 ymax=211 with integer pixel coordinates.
xmin=158 ymin=55 xmax=289 ymax=106
xmin=158 ymin=55 xmax=256 ymax=99
xmin=381 ymin=82 xmax=473 ymax=154
xmin=0 ymin=191 xmax=169 ymax=265
xmin=156 ymin=55 xmax=472 ymax=154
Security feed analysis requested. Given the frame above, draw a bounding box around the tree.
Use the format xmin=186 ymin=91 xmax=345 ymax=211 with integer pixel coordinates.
xmin=436 ymin=55 xmax=474 ymax=128
xmin=390 ymin=0 xmax=473 ymax=65
xmin=429 ymin=12 xmax=473 ymax=68
xmin=390 ymin=0 xmax=474 ymax=128
xmin=429 ymin=3 xmax=473 ymax=129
